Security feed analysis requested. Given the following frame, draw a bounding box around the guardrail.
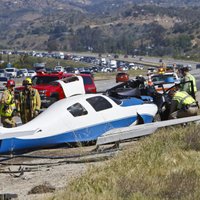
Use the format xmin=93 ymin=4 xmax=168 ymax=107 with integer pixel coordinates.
xmin=96 ymin=115 xmax=200 ymax=146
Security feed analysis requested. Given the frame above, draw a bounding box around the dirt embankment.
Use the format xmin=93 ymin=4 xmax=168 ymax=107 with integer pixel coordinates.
xmin=0 ymin=144 xmax=114 ymax=200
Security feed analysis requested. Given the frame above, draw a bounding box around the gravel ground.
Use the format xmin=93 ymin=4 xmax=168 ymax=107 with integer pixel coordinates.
xmin=0 ymin=145 xmax=114 ymax=200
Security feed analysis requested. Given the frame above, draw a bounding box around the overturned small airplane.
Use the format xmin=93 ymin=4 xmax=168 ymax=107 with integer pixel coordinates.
xmin=0 ymin=94 xmax=157 ymax=154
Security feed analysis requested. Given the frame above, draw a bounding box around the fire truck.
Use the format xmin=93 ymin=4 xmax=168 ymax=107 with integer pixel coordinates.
xmin=15 ymin=71 xmax=96 ymax=108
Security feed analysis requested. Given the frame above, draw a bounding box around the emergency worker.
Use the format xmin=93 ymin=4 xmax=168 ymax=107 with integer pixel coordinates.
xmin=180 ymin=66 xmax=197 ymax=97
xmin=0 ymin=80 xmax=16 ymax=128
xmin=168 ymin=87 xmax=198 ymax=119
xmin=173 ymin=63 xmax=177 ymax=72
xmin=16 ymin=77 xmax=41 ymax=124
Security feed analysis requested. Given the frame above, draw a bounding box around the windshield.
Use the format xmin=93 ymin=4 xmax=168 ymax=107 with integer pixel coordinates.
xmin=152 ymin=74 xmax=176 ymax=83
xmin=82 ymin=76 xmax=93 ymax=85
xmin=49 ymin=82 xmax=60 ymax=86
xmin=0 ymin=77 xmax=7 ymax=81
xmin=32 ymin=76 xmax=59 ymax=85
xmin=20 ymin=69 xmax=27 ymax=72
xmin=5 ymin=68 xmax=15 ymax=72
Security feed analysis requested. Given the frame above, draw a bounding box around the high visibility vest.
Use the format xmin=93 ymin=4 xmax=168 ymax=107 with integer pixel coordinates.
xmin=187 ymin=73 xmax=197 ymax=93
xmin=173 ymin=91 xmax=196 ymax=109
xmin=181 ymin=73 xmax=197 ymax=94
xmin=0 ymin=90 xmax=16 ymax=117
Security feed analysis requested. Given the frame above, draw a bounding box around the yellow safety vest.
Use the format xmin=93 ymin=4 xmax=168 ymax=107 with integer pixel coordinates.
xmin=181 ymin=73 xmax=197 ymax=94
xmin=0 ymin=90 xmax=16 ymax=117
xmin=187 ymin=73 xmax=197 ymax=93
xmin=173 ymin=91 xmax=196 ymax=109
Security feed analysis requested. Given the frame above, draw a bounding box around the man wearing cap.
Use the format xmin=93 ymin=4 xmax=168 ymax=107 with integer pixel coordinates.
xmin=180 ymin=66 xmax=197 ymax=98
xmin=168 ymin=87 xmax=198 ymax=119
xmin=16 ymin=77 xmax=41 ymax=124
xmin=0 ymin=80 xmax=17 ymax=128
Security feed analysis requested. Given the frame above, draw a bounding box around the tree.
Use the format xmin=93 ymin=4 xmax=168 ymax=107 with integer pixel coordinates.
xmin=47 ymin=40 xmax=59 ymax=51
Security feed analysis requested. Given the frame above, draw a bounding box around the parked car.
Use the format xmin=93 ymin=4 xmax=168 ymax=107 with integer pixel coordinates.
xmin=54 ymin=66 xmax=65 ymax=72
xmin=27 ymin=69 xmax=37 ymax=77
xmin=19 ymin=68 xmax=29 ymax=77
xmin=128 ymin=63 xmax=135 ymax=69
xmin=147 ymin=67 xmax=157 ymax=74
xmin=0 ymin=69 xmax=7 ymax=77
xmin=16 ymin=70 xmax=25 ymax=78
xmin=117 ymin=66 xmax=129 ymax=71
xmin=5 ymin=68 xmax=18 ymax=78
xmin=138 ymin=65 xmax=144 ymax=70
xmin=0 ymin=76 xmax=8 ymax=91
xmin=116 ymin=72 xmax=129 ymax=83
xmin=65 ymin=67 xmax=75 ymax=73
xmin=101 ymin=67 xmax=113 ymax=73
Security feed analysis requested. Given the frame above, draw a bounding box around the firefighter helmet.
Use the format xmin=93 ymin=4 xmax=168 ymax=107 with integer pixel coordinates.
xmin=6 ymin=79 xmax=15 ymax=87
xmin=23 ymin=77 xmax=32 ymax=86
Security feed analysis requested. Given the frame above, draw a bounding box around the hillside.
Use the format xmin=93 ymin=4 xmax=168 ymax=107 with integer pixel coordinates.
xmin=1 ymin=0 xmax=200 ymax=59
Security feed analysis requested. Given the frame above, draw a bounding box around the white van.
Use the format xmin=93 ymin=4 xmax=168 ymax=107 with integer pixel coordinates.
xmin=5 ymin=68 xmax=18 ymax=78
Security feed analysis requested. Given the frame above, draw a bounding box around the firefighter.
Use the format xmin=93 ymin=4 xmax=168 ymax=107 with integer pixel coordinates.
xmin=180 ymin=66 xmax=197 ymax=97
xmin=168 ymin=87 xmax=198 ymax=119
xmin=16 ymin=77 xmax=41 ymax=124
xmin=0 ymin=80 xmax=16 ymax=128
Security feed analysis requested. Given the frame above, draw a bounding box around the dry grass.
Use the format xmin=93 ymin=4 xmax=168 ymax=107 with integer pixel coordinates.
xmin=47 ymin=124 xmax=200 ymax=200
xmin=182 ymin=123 xmax=200 ymax=151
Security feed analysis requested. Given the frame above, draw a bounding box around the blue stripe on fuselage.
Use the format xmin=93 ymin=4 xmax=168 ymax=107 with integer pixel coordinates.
xmin=120 ymin=98 xmax=143 ymax=107
xmin=0 ymin=114 xmax=153 ymax=154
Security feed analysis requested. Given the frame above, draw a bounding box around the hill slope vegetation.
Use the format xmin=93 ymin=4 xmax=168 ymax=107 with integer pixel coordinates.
xmin=1 ymin=0 xmax=200 ymax=59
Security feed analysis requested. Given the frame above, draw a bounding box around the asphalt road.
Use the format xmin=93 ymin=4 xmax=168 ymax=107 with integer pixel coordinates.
xmin=95 ymin=70 xmax=200 ymax=91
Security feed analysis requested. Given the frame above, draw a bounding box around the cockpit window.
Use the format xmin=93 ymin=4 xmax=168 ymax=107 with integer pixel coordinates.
xmin=67 ymin=103 xmax=88 ymax=117
xmin=86 ymin=96 xmax=112 ymax=111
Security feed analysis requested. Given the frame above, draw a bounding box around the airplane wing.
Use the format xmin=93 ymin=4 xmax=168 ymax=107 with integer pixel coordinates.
xmin=97 ymin=116 xmax=200 ymax=145
xmin=0 ymin=128 xmax=41 ymax=140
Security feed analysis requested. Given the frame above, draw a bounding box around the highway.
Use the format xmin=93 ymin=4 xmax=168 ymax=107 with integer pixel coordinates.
xmin=95 ymin=69 xmax=200 ymax=92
